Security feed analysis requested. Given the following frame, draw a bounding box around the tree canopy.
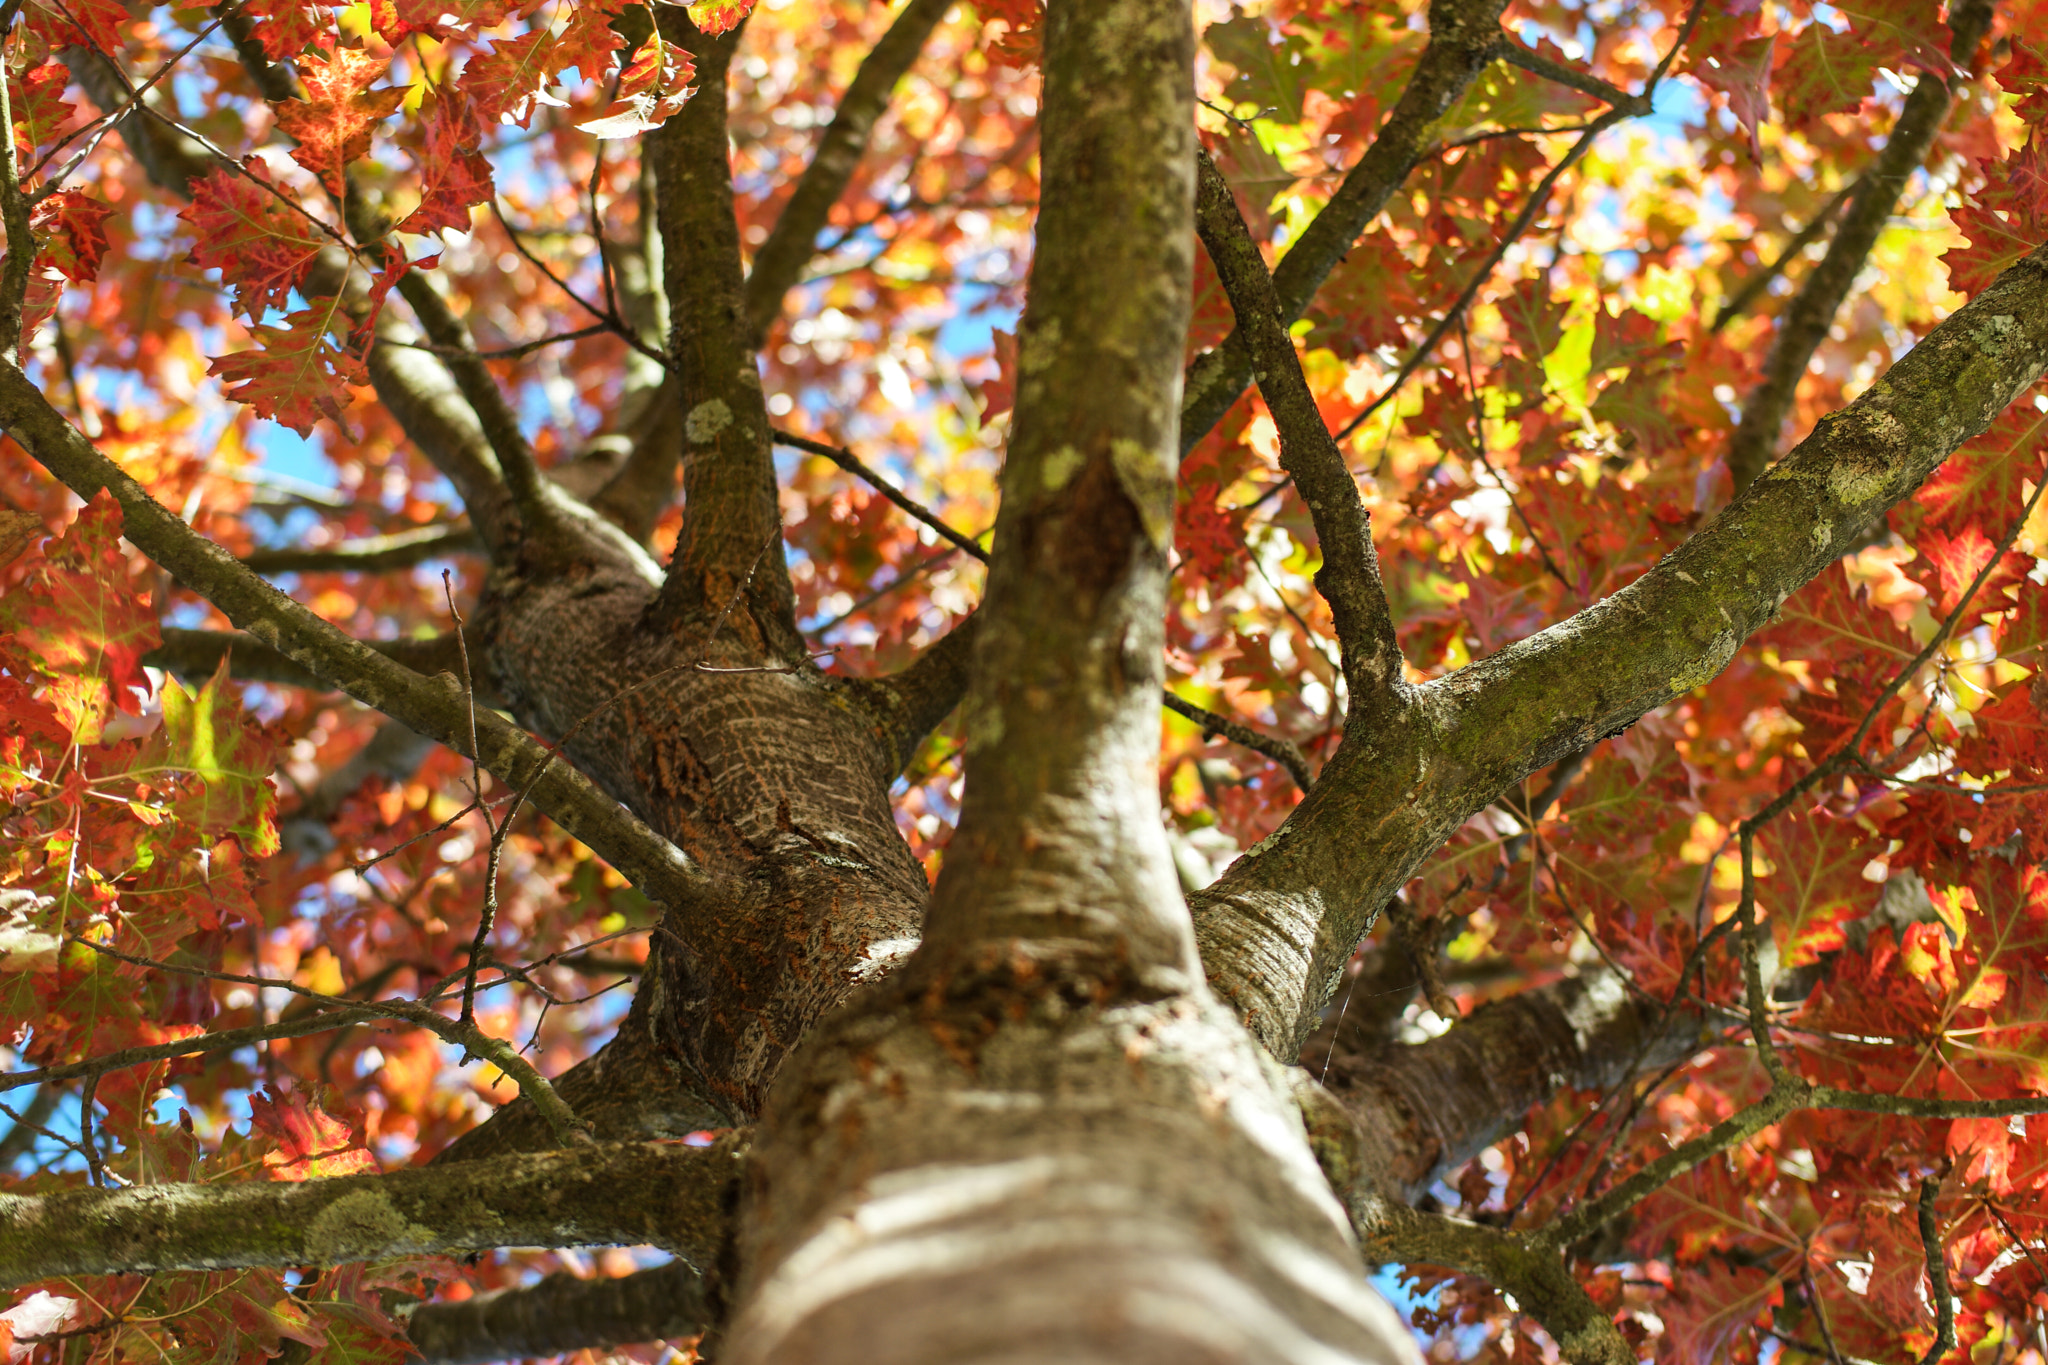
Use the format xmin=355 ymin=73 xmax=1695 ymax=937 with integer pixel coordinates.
xmin=5 ymin=0 xmax=2048 ymax=1362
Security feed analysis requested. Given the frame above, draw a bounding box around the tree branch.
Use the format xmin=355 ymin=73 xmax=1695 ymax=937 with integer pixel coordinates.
xmin=1162 ymin=690 xmax=1314 ymax=792
xmin=1315 ymin=966 xmax=1702 ymax=1204
xmin=1723 ymin=0 xmax=1994 ymax=492
xmin=146 ymin=628 xmax=476 ymax=695
xmin=1 ymin=365 xmax=741 ymax=923
xmin=1916 ymin=1175 xmax=1955 ymax=1365
xmin=1495 ymin=39 xmax=1649 ymax=115
xmin=1179 ymin=0 xmax=1511 ymax=454
xmin=773 ymin=429 xmax=987 ymax=560
xmin=405 ymin=1259 xmax=713 ymax=1365
xmin=59 ymin=44 xmax=218 ymax=195
xmin=0 ymin=1138 xmax=744 ymax=1286
xmin=1195 ymin=240 xmax=2048 ymax=1060
xmin=648 ymin=15 xmax=797 ymax=639
xmin=241 ymin=523 xmax=480 ymax=575
xmin=383 ymin=267 xmax=553 ymax=527
xmin=362 ymin=328 xmax=521 ymax=552
xmin=1193 ymin=149 xmax=1404 ymax=720
xmin=741 ymin=0 xmax=952 ymax=347
xmin=1709 ymin=181 xmax=1856 ymax=333
xmin=1362 ymin=1206 xmax=1632 ymax=1365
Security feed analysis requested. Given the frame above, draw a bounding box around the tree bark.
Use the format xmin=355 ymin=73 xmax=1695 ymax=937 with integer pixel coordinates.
xmin=0 ymin=1140 xmax=742 ymax=1287
xmin=718 ymin=4 xmax=1419 ymax=1362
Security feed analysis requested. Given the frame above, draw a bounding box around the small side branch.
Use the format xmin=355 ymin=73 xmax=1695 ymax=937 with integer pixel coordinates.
xmin=0 ymin=1138 xmax=746 ymax=1286
xmin=1495 ymin=39 xmax=1649 ymax=114
xmin=1709 ymin=181 xmax=1856 ymax=333
xmin=241 ymin=523 xmax=480 ymax=575
xmin=1180 ymin=0 xmax=1512 ymax=453
xmin=406 ymin=1258 xmax=712 ymax=1365
xmin=1723 ymin=0 xmax=1994 ymax=491
xmin=1363 ymin=1207 xmax=1632 ymax=1365
xmin=1163 ymin=690 xmax=1314 ymax=792
xmin=1916 ymin=1176 xmax=1955 ymax=1365
xmin=742 ymin=0 xmax=952 ymax=346
xmin=1194 ymin=149 xmax=1404 ymax=718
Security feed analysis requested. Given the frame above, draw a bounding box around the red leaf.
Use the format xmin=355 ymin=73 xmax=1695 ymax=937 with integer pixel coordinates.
xmin=372 ymin=0 xmax=514 ymax=43
xmin=461 ymin=3 xmax=617 ymax=128
xmin=237 ymin=0 xmax=333 ymax=60
xmin=183 ymin=166 xmax=330 ymax=318
xmin=250 ymin=1087 xmax=380 ymax=1180
xmin=209 ymin=306 xmax=365 ymax=435
xmin=577 ymin=29 xmax=696 ymax=138
xmin=686 ymin=0 xmax=757 ymax=36
xmin=398 ymin=92 xmax=495 ymax=236
xmin=9 ymin=62 xmax=76 ymax=162
xmin=24 ymin=0 xmax=128 ymax=55
xmin=1774 ymin=21 xmax=1878 ymax=127
xmin=275 ymin=45 xmax=406 ymax=195
xmin=0 ymin=491 xmax=158 ymax=729
xmin=1921 ymin=526 xmax=2030 ymax=618
xmin=31 ymin=190 xmax=112 ymax=284
xmin=981 ymin=327 xmax=1017 ymax=420
xmin=1659 ymin=1261 xmax=1782 ymax=1364
xmin=1686 ymin=23 xmax=1775 ymax=160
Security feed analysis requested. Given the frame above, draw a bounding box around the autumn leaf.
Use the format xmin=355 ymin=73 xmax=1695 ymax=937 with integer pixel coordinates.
xmin=1685 ymin=15 xmax=1775 ymax=160
xmin=0 ymin=490 xmax=157 ymax=720
xmin=370 ymin=0 xmax=514 ymax=43
xmin=23 ymin=0 xmax=128 ymax=56
xmin=398 ymin=92 xmax=495 ymax=236
xmin=1659 ymin=1262 xmax=1782 ymax=1364
xmin=687 ymin=0 xmax=758 ymax=37
xmin=237 ymin=0 xmax=333 ymax=59
xmin=1775 ymin=21 xmax=1880 ymax=126
xmin=183 ymin=166 xmax=331 ymax=317
xmin=32 ymin=190 xmax=113 ymax=284
xmin=275 ymin=45 xmax=406 ymax=196
xmin=249 ymin=1087 xmax=380 ymax=1180
xmin=463 ymin=2 xmax=624 ymax=127
xmin=208 ymin=304 xmax=366 ymax=435
xmin=1920 ymin=525 xmax=2031 ymax=617
xmin=9 ymin=62 xmax=75 ymax=162
xmin=149 ymin=656 xmax=281 ymax=858
xmin=577 ymin=29 xmax=696 ymax=138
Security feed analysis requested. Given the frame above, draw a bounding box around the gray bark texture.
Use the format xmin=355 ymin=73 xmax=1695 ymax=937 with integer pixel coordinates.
xmin=9 ymin=0 xmax=2048 ymax=1362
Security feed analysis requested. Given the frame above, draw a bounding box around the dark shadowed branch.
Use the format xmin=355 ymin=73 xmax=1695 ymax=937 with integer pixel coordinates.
xmin=146 ymin=627 xmax=476 ymax=693
xmin=1709 ymin=182 xmax=1856 ymax=333
xmin=1193 ymin=148 xmax=1404 ymax=720
xmin=241 ymin=523 xmax=480 ymax=574
xmin=406 ymin=1258 xmax=713 ymax=1365
xmin=742 ymin=0 xmax=953 ymax=346
xmin=1180 ymin=0 xmax=1513 ymax=452
xmin=1915 ymin=1176 xmax=1956 ymax=1365
xmin=1723 ymin=0 xmax=1994 ymax=491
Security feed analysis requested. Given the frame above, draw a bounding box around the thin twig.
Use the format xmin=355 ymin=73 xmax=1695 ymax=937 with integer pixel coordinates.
xmin=1917 ymin=1175 xmax=1956 ymax=1365
xmin=772 ymin=429 xmax=988 ymax=561
xmin=1333 ymin=0 xmax=1706 ymax=445
xmin=1455 ymin=313 xmax=1570 ymax=589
